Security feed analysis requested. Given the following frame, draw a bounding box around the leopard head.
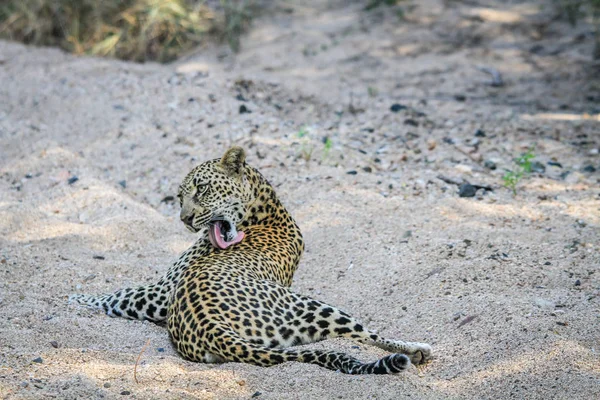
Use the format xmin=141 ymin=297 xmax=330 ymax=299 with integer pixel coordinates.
xmin=178 ymin=146 xmax=251 ymax=249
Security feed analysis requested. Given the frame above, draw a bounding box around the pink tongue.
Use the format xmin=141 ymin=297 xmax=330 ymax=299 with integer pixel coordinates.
xmin=208 ymin=223 xmax=245 ymax=250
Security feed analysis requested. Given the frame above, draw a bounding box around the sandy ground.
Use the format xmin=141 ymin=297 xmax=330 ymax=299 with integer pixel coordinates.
xmin=1 ymin=0 xmax=599 ymax=399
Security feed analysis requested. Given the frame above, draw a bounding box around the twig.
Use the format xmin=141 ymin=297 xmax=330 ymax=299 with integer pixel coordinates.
xmin=477 ymin=66 xmax=504 ymax=87
xmin=436 ymin=175 xmax=464 ymax=186
xmin=134 ymin=339 xmax=151 ymax=384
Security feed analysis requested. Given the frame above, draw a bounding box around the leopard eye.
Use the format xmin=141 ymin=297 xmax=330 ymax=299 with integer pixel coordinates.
xmin=196 ymin=183 xmax=209 ymax=197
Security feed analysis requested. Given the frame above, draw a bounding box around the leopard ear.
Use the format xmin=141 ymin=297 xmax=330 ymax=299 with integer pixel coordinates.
xmin=220 ymin=146 xmax=246 ymax=177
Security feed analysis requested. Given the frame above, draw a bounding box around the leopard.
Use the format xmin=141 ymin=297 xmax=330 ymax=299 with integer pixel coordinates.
xmin=70 ymin=146 xmax=432 ymax=374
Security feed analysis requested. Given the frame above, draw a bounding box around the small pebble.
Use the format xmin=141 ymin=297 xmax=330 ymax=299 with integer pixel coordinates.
xmin=362 ymin=166 xmax=372 ymax=173
xmin=530 ymin=161 xmax=545 ymax=173
xmin=239 ymin=105 xmax=251 ymax=114
xmin=120 ymin=390 xmax=131 ymax=396
xmin=346 ymin=170 xmax=358 ymax=175
xmin=50 ymin=341 xmax=59 ymax=348
xmin=454 ymin=94 xmax=466 ymax=102
xmin=390 ymin=103 xmax=406 ymax=112
xmin=582 ymin=165 xmax=596 ymax=173
xmin=21 ymin=381 xmax=28 ymax=388
xmin=32 ymin=357 xmax=43 ymax=363
xmin=104 ymin=382 xmax=111 ymax=388
xmin=118 ymin=180 xmax=127 ymax=188
xmin=67 ymin=176 xmax=79 ymax=185
xmin=404 ymin=118 xmax=418 ymax=127
xmin=157 ymin=348 xmax=165 ymax=352
xmin=252 ymin=392 xmax=262 ymax=398
xmin=161 ymin=195 xmax=175 ymax=203
xmin=474 ymin=129 xmax=486 ymax=137
xmin=574 ymin=279 xmax=581 ymax=286
xmin=236 ymin=94 xmax=247 ymax=102
xmin=458 ymin=183 xmax=476 ymax=198
xmin=93 ymin=255 xmax=105 ymax=260
xmin=427 ymin=139 xmax=437 ymax=150
xmin=544 ymin=261 xmax=551 ymax=266
xmin=25 ymin=173 xmax=33 ymax=179
xmin=484 ymin=160 xmax=496 ymax=170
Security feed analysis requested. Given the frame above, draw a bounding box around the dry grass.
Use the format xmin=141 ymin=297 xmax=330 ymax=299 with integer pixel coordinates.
xmin=0 ymin=0 xmax=253 ymax=62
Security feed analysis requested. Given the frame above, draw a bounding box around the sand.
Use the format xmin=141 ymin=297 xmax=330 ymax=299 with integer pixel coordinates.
xmin=1 ymin=0 xmax=599 ymax=399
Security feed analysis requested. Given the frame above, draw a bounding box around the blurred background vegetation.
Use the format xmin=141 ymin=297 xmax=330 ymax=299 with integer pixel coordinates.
xmin=555 ymin=0 xmax=600 ymax=57
xmin=0 ymin=0 xmax=599 ymax=62
xmin=0 ymin=0 xmax=254 ymax=62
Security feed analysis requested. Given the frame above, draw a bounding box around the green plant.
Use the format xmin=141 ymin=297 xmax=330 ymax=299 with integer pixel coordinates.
xmin=502 ymin=148 xmax=535 ymax=195
xmin=296 ymin=126 xmax=313 ymax=162
xmin=323 ymin=137 xmax=333 ymax=158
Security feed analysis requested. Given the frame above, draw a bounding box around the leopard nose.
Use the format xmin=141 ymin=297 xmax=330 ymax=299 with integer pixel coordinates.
xmin=181 ymin=214 xmax=194 ymax=226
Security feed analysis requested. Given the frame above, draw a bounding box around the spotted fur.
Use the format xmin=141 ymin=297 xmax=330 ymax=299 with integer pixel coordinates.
xmin=70 ymin=147 xmax=432 ymax=373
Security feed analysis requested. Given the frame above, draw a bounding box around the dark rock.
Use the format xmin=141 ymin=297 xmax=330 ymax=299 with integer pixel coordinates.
xmin=346 ymin=170 xmax=358 ymax=175
xmin=474 ymin=129 xmax=486 ymax=137
xmin=362 ymin=166 xmax=372 ymax=173
xmin=157 ymin=348 xmax=165 ymax=352
xmin=454 ymin=94 xmax=466 ymax=102
xmin=104 ymin=383 xmax=111 ymax=388
xmin=530 ymin=161 xmax=546 ymax=173
xmin=547 ymin=161 xmax=562 ymax=168
xmin=484 ymin=160 xmax=496 ymax=170
xmin=120 ymin=390 xmax=131 ymax=395
xmin=32 ymin=357 xmax=43 ymax=363
xmin=404 ymin=119 xmax=419 ymax=127
xmin=236 ymin=94 xmax=247 ymax=102
xmin=67 ymin=176 xmax=79 ymax=185
xmin=25 ymin=173 xmax=33 ymax=179
xmin=575 ymin=279 xmax=581 ymax=286
xmin=458 ymin=183 xmax=477 ymax=198
xmin=118 ymin=180 xmax=127 ymax=189
xmin=442 ymin=137 xmax=455 ymax=145
xmin=50 ymin=341 xmax=59 ymax=348
xmin=544 ymin=261 xmax=551 ymax=266
xmin=161 ymin=195 xmax=175 ymax=203
xmin=252 ymin=392 xmax=262 ymax=398
xmin=239 ymin=105 xmax=251 ymax=114
xmin=582 ymin=165 xmax=596 ymax=173
xmin=390 ymin=103 xmax=407 ymax=112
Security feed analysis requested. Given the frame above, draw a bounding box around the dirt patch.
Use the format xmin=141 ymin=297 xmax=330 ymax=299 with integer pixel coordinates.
xmin=1 ymin=1 xmax=599 ymax=399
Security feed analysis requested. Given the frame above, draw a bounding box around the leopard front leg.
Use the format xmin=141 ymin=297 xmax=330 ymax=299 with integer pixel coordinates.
xmin=69 ymin=229 xmax=212 ymax=322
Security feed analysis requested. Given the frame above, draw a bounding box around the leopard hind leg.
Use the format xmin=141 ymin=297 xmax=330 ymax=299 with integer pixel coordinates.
xmin=181 ymin=326 xmax=410 ymax=374
xmin=288 ymin=293 xmax=433 ymax=365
